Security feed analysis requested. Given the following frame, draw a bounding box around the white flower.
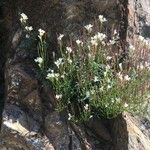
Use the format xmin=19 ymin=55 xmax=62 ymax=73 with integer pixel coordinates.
xmin=90 ymin=89 xmax=95 ymax=95
xmin=84 ymin=104 xmax=89 ymax=110
xmin=108 ymin=39 xmax=116 ymax=45
xmin=66 ymin=47 xmax=72 ymax=53
xmin=57 ymin=34 xmax=64 ymax=41
xmin=89 ymin=115 xmax=93 ymax=119
xmin=68 ymin=113 xmax=72 ymax=120
xmin=97 ymin=32 xmax=106 ymax=41
xmin=94 ymin=76 xmax=99 ymax=82
xmin=86 ymin=91 xmax=90 ymax=98
xmin=61 ymin=74 xmax=65 ymax=78
xmin=84 ymin=24 xmax=93 ymax=33
xmin=46 ymin=73 xmax=55 ymax=78
xmin=113 ymin=29 xmax=117 ymax=35
xmin=54 ymin=58 xmax=63 ymax=68
xmin=138 ymin=35 xmax=144 ymax=41
xmin=26 ymin=34 xmax=30 ymax=38
xmin=46 ymin=73 xmax=59 ymax=79
xmin=111 ymin=98 xmax=115 ymax=103
xmin=76 ymin=39 xmax=83 ymax=46
xmin=129 ymin=44 xmax=135 ymax=51
xmin=25 ymin=26 xmax=33 ymax=31
xmin=124 ymin=75 xmax=131 ymax=81
xmin=56 ymin=94 xmax=62 ymax=99
xmin=119 ymin=63 xmax=123 ymax=71
xmin=21 ymin=13 xmax=28 ymax=20
xmin=137 ymin=64 xmax=144 ymax=70
xmin=20 ymin=13 xmax=28 ymax=23
xmin=116 ymin=97 xmax=121 ymax=103
xmin=98 ymin=15 xmax=107 ymax=23
xmin=104 ymin=71 xmax=107 ymax=77
xmin=107 ymin=85 xmax=112 ymax=89
xmin=38 ymin=29 xmax=45 ymax=37
xmin=106 ymin=56 xmax=112 ymax=60
xmin=34 ymin=57 xmax=43 ymax=64
xmin=145 ymin=61 xmax=150 ymax=67
xmin=91 ymin=39 xmax=98 ymax=46
xmin=117 ymin=72 xmax=123 ymax=81
xmin=47 ymin=68 xmax=54 ymax=73
xmin=124 ymin=103 xmax=128 ymax=108
xmin=67 ymin=58 xmax=72 ymax=64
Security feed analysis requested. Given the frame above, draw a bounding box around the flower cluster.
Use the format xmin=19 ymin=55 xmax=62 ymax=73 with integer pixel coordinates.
xmin=99 ymin=15 xmax=107 ymax=23
xmin=34 ymin=57 xmax=43 ymax=67
xmin=33 ymin=14 xmax=150 ymax=121
xmin=20 ymin=13 xmax=28 ymax=23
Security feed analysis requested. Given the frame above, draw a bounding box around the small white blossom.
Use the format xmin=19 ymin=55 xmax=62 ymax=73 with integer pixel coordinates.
xmin=119 ymin=63 xmax=123 ymax=71
xmin=124 ymin=75 xmax=131 ymax=81
xmin=57 ymin=34 xmax=64 ymax=41
xmin=68 ymin=113 xmax=72 ymax=120
xmin=54 ymin=58 xmax=63 ymax=68
xmin=90 ymin=89 xmax=95 ymax=95
xmin=20 ymin=13 xmax=28 ymax=23
xmin=129 ymin=44 xmax=135 ymax=51
xmin=94 ymin=76 xmax=99 ymax=82
xmin=117 ymin=72 xmax=123 ymax=81
xmin=145 ymin=61 xmax=150 ymax=67
xmin=97 ymin=32 xmax=107 ymax=41
xmin=26 ymin=34 xmax=30 ymax=38
xmin=38 ymin=29 xmax=45 ymax=38
xmin=106 ymin=56 xmax=112 ymax=60
xmin=89 ymin=115 xmax=93 ymax=119
xmin=76 ymin=39 xmax=83 ymax=46
xmin=108 ymin=39 xmax=116 ymax=45
xmin=137 ymin=64 xmax=144 ymax=70
xmin=67 ymin=58 xmax=72 ymax=64
xmin=86 ymin=91 xmax=90 ymax=98
xmin=84 ymin=24 xmax=93 ymax=33
xmin=47 ymin=68 xmax=54 ymax=73
xmin=61 ymin=74 xmax=65 ymax=78
xmin=107 ymin=85 xmax=112 ymax=89
xmin=84 ymin=104 xmax=89 ymax=110
xmin=124 ymin=103 xmax=128 ymax=108
xmin=138 ymin=35 xmax=144 ymax=42
xmin=116 ymin=97 xmax=121 ymax=103
xmin=113 ymin=29 xmax=117 ymax=35
xmin=91 ymin=39 xmax=98 ymax=46
xmin=46 ymin=73 xmax=59 ymax=79
xmin=66 ymin=47 xmax=72 ymax=53
xmin=111 ymin=98 xmax=115 ymax=103
xmin=25 ymin=26 xmax=33 ymax=31
xmin=98 ymin=15 xmax=107 ymax=23
xmin=56 ymin=94 xmax=62 ymax=99
xmin=34 ymin=57 xmax=43 ymax=64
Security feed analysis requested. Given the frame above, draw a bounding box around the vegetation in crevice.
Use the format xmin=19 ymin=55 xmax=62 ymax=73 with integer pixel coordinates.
xmin=20 ymin=13 xmax=150 ymax=122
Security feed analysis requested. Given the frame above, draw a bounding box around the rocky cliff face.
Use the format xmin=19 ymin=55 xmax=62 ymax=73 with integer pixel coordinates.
xmin=0 ymin=0 xmax=150 ymax=150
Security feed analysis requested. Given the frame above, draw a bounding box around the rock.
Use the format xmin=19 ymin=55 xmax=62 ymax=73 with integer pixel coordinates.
xmin=86 ymin=118 xmax=112 ymax=142
xmin=44 ymin=112 xmax=70 ymax=150
xmin=1 ymin=0 xmax=150 ymax=149
xmin=1 ymin=104 xmax=54 ymax=150
xmin=7 ymin=64 xmax=43 ymax=123
xmin=112 ymin=113 xmax=150 ymax=150
xmin=128 ymin=0 xmax=150 ymax=39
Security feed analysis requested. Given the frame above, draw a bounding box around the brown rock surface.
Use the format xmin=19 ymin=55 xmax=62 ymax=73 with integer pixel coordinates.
xmin=0 ymin=0 xmax=150 ymax=150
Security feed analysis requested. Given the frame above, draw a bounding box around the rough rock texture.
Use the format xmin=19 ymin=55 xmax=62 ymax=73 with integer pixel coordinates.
xmin=128 ymin=0 xmax=150 ymax=40
xmin=112 ymin=113 xmax=150 ymax=150
xmin=0 ymin=0 xmax=150 ymax=150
